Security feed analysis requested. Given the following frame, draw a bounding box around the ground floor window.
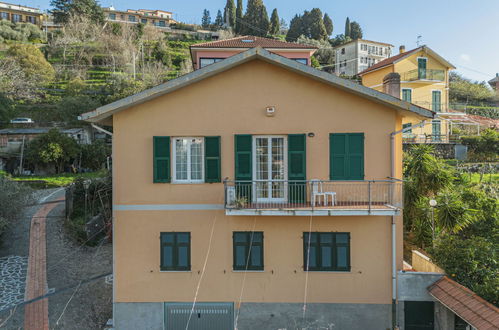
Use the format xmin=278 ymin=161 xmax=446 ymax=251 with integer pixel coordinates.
xmin=233 ymin=232 xmax=264 ymax=270
xmin=303 ymin=232 xmax=350 ymax=271
xmin=160 ymin=232 xmax=190 ymax=271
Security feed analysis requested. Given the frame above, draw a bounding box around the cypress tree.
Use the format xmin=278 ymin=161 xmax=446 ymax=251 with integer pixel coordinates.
xmin=235 ymin=0 xmax=243 ymax=34
xmin=307 ymin=8 xmax=327 ymax=40
xmin=323 ymin=13 xmax=333 ymax=36
xmin=50 ymin=0 xmax=71 ymax=24
xmin=349 ymin=21 xmax=363 ymax=39
xmin=214 ymin=9 xmax=224 ymax=28
xmin=344 ymin=17 xmax=351 ymax=37
xmin=286 ymin=14 xmax=302 ymax=42
xmin=241 ymin=0 xmax=269 ymax=37
xmin=201 ymin=9 xmax=211 ymax=28
xmin=223 ymin=0 xmax=236 ymax=28
xmin=269 ymin=8 xmax=280 ymax=35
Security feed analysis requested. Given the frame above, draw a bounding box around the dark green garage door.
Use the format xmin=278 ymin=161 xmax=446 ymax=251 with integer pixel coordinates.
xmin=165 ymin=302 xmax=234 ymax=330
xmin=404 ymin=301 xmax=434 ymax=330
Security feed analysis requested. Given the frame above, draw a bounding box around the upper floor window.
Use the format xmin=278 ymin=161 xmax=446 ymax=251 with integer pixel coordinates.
xmin=108 ymin=13 xmax=116 ymax=20
xmin=1 ymin=12 xmax=9 ymax=20
xmin=158 ymin=20 xmax=166 ymax=27
xmin=12 ymin=14 xmax=21 ymax=22
xmin=128 ymin=15 xmax=136 ymax=22
xmin=173 ymin=137 xmax=204 ymax=183
xmin=233 ymin=232 xmax=264 ymax=271
xmin=26 ymin=16 xmax=36 ymax=24
xmin=303 ymin=232 xmax=350 ymax=271
xmin=160 ymin=232 xmax=190 ymax=271
xmin=141 ymin=18 xmax=147 ymax=24
xmin=199 ymin=58 xmax=224 ymax=68
xmin=293 ymin=58 xmax=308 ymax=65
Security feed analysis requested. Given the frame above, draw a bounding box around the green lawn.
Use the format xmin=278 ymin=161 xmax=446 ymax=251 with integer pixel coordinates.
xmin=468 ymin=172 xmax=499 ymax=184
xmin=9 ymin=170 xmax=108 ymax=188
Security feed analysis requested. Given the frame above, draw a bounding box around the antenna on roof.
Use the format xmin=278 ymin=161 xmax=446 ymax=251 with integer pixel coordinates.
xmin=416 ymin=35 xmax=423 ymax=47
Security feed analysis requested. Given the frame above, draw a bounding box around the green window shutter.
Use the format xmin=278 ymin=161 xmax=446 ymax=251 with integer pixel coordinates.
xmin=153 ymin=136 xmax=170 ymax=183
xmin=402 ymin=89 xmax=412 ymax=102
xmin=205 ymin=136 xmax=221 ymax=183
xmin=288 ymin=134 xmax=306 ymax=204
xmin=347 ymin=133 xmax=364 ymax=180
xmin=330 ymin=134 xmax=347 ymax=180
xmin=330 ymin=133 xmax=364 ymax=180
xmin=234 ymin=135 xmax=252 ymax=180
xmin=234 ymin=135 xmax=252 ymax=202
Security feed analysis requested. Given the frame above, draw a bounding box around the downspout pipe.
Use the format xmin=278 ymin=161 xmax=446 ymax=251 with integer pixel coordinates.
xmin=389 ymin=119 xmax=426 ymax=329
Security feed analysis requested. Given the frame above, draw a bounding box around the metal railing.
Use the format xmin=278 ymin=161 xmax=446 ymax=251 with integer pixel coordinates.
xmin=403 ymin=134 xmax=461 ymax=144
xmin=224 ymin=180 xmax=403 ymax=212
xmin=402 ymin=69 xmax=445 ymax=82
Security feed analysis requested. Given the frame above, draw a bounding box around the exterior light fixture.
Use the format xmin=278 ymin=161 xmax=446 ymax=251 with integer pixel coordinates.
xmin=307 ymin=133 xmax=315 ymax=137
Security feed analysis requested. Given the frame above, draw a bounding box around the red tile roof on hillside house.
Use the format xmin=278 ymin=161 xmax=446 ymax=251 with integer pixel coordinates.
xmin=428 ymin=276 xmax=499 ymax=330
xmin=191 ymin=36 xmax=318 ymax=49
xmin=358 ymin=47 xmax=420 ymax=75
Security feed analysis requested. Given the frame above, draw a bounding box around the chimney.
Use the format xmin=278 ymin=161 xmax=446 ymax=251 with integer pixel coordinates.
xmin=383 ymin=73 xmax=401 ymax=98
xmin=399 ymin=45 xmax=406 ymax=54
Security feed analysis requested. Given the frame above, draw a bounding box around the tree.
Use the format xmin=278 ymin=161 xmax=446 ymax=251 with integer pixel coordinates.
xmin=26 ymin=129 xmax=79 ymax=173
xmin=50 ymin=0 xmax=104 ymax=24
xmin=449 ymin=72 xmax=495 ymax=104
xmin=214 ymin=9 xmax=224 ymax=28
xmin=323 ymin=13 xmax=333 ymax=36
xmin=241 ymin=0 xmax=269 ymax=37
xmin=269 ymin=8 xmax=280 ymax=36
xmin=431 ymin=235 xmax=498 ymax=305
xmin=235 ymin=0 xmax=243 ymax=34
xmin=330 ymin=33 xmax=352 ymax=47
xmin=6 ymin=44 xmax=55 ymax=84
xmin=296 ymin=35 xmax=335 ymax=69
xmin=349 ymin=21 xmax=363 ymax=39
xmin=80 ymin=140 xmax=110 ymax=170
xmin=285 ymin=14 xmax=302 ymax=42
xmin=306 ymin=8 xmax=327 ymax=40
xmin=344 ymin=17 xmax=350 ymax=37
xmin=201 ymin=9 xmax=211 ymax=28
xmin=0 ymin=94 xmax=14 ymax=127
xmin=223 ymin=0 xmax=236 ymax=28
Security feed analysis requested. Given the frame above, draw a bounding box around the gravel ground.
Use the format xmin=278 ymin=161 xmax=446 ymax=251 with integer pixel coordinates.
xmin=0 ymin=188 xmax=113 ymax=330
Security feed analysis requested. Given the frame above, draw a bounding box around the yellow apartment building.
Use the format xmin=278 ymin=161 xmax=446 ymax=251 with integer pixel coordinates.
xmin=0 ymin=1 xmax=43 ymax=27
xmin=103 ymin=6 xmax=175 ymax=28
xmin=360 ymin=45 xmax=457 ymax=144
xmin=82 ymin=44 xmax=434 ymax=329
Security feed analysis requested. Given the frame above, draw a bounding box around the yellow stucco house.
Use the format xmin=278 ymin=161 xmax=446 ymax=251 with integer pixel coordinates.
xmin=359 ymin=45 xmax=456 ymax=143
xmin=82 ymin=43 xmax=434 ymax=329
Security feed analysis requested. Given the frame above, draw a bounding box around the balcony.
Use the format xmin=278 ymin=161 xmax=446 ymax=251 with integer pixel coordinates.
xmin=403 ymin=134 xmax=460 ymax=144
xmin=402 ymin=69 xmax=445 ymax=82
xmin=224 ymin=180 xmax=402 ymax=216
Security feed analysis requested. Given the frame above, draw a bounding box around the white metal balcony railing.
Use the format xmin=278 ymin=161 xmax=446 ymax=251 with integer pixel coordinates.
xmin=224 ymin=180 xmax=403 ymax=216
xmin=403 ymin=134 xmax=461 ymax=144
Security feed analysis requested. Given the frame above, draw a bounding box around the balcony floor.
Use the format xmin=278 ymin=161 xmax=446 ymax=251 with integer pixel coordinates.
xmin=226 ymin=203 xmax=400 ymax=216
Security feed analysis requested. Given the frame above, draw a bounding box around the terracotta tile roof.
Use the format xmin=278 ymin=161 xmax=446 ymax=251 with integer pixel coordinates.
xmin=428 ymin=276 xmax=499 ymax=330
xmin=358 ymin=47 xmax=420 ymax=75
xmin=191 ymin=36 xmax=318 ymax=49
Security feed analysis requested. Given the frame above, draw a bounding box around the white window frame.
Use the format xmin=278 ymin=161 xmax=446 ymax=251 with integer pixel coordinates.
xmin=172 ymin=137 xmax=205 ymax=184
xmin=252 ymin=135 xmax=288 ymax=203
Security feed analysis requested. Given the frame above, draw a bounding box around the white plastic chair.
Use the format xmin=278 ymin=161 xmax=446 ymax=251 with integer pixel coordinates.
xmin=310 ymin=180 xmax=336 ymax=206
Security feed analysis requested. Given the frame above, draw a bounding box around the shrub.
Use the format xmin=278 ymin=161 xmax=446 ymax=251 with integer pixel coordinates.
xmin=0 ymin=176 xmax=33 ymax=238
xmin=80 ymin=140 xmax=110 ymax=171
xmin=461 ymin=129 xmax=499 ymax=161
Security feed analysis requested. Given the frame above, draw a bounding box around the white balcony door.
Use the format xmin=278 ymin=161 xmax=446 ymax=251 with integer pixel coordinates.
xmin=253 ymin=136 xmax=287 ymax=203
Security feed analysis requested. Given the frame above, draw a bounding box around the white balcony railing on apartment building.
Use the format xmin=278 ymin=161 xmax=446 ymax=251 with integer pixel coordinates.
xmin=224 ymin=180 xmax=403 ymax=216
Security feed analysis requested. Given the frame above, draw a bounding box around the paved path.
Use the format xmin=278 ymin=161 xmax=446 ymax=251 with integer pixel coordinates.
xmin=0 ymin=255 xmax=28 ymax=311
xmin=24 ymin=195 xmax=65 ymax=330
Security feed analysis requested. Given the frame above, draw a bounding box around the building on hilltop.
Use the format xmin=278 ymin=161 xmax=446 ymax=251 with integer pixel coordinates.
xmin=332 ymin=39 xmax=394 ymax=77
xmin=0 ymin=1 xmax=44 ymax=27
xmin=103 ymin=6 xmax=176 ymax=28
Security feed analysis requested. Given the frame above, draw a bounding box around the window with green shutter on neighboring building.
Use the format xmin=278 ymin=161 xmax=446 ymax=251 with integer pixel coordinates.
xmin=402 ymin=89 xmax=412 ymax=102
xmin=160 ymin=232 xmax=191 ymax=271
xmin=329 ymin=133 xmax=364 ymax=180
xmin=233 ymin=232 xmax=264 ymax=271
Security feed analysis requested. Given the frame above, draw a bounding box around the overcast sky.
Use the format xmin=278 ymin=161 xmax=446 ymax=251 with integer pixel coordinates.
xmin=25 ymin=0 xmax=499 ymax=83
